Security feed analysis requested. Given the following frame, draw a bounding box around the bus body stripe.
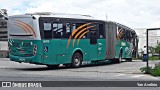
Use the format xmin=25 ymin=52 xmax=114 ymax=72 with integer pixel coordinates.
xmin=67 ymin=22 xmax=92 ymax=49
xmin=77 ymin=30 xmax=89 ymax=45
xmin=119 ymin=30 xmax=123 ymax=39
xmin=16 ymin=20 xmax=36 ymax=38
xmin=14 ymin=23 xmax=28 ymax=33
xmin=67 ymin=36 xmax=72 ymax=49
xmin=15 ymin=22 xmax=31 ymax=34
xmin=72 ymin=26 xmax=94 ymax=47
xmin=71 ymin=23 xmax=92 ymax=36
xmin=118 ymin=30 xmax=123 ymax=39
xmin=117 ymin=28 xmax=122 ymax=39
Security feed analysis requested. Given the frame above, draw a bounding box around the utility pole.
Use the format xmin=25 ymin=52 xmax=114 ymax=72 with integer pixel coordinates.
xmin=106 ymin=12 xmax=108 ymax=21
xmin=146 ymin=29 xmax=149 ymax=74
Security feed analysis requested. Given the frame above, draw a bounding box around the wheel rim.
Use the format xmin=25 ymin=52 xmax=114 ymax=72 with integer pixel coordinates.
xmin=74 ymin=57 xmax=80 ymax=66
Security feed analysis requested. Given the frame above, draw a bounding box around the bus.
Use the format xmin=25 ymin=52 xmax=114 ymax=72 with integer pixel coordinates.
xmin=8 ymin=12 xmax=138 ymax=68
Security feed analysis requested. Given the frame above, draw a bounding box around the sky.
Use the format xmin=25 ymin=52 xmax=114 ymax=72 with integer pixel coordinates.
xmin=1 ymin=0 xmax=160 ymax=29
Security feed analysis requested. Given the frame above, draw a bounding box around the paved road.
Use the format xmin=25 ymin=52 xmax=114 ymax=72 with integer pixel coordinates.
xmin=0 ymin=58 xmax=160 ymax=90
xmin=0 ymin=58 xmax=159 ymax=81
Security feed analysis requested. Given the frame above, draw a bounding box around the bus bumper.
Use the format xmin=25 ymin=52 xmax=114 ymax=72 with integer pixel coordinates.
xmin=9 ymin=54 xmax=43 ymax=64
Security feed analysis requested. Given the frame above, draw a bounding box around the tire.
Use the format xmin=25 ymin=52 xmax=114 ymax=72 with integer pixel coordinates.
xmin=46 ymin=64 xmax=59 ymax=69
xmin=71 ymin=52 xmax=82 ymax=68
xmin=117 ymin=51 xmax=122 ymax=63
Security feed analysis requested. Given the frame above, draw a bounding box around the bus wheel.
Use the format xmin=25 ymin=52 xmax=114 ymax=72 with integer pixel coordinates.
xmin=71 ymin=53 xmax=82 ymax=68
xmin=46 ymin=64 xmax=59 ymax=69
xmin=118 ymin=52 xmax=122 ymax=63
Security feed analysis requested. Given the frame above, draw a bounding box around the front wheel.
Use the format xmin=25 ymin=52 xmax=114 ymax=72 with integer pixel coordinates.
xmin=71 ymin=53 xmax=82 ymax=68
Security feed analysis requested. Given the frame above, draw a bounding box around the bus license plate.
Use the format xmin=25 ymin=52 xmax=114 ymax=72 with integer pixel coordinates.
xmin=20 ymin=50 xmax=24 ymax=53
xmin=19 ymin=58 xmax=25 ymax=61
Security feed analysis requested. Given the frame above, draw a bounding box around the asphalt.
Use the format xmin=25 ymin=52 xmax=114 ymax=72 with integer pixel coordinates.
xmin=0 ymin=58 xmax=160 ymax=90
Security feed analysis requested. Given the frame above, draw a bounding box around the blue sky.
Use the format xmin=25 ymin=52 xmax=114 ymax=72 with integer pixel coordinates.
xmin=1 ymin=0 xmax=160 ymax=29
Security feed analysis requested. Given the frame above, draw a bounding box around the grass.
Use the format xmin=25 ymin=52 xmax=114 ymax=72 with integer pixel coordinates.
xmin=149 ymin=56 xmax=159 ymax=60
xmin=138 ymin=56 xmax=159 ymax=60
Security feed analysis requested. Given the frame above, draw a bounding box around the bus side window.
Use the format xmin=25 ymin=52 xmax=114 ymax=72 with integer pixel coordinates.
xmin=78 ymin=23 xmax=87 ymax=39
xmin=126 ymin=30 xmax=128 ymax=41
xmin=71 ymin=23 xmax=76 ymax=32
xmin=121 ymin=29 xmax=125 ymax=40
xmin=63 ymin=23 xmax=71 ymax=38
xmin=53 ymin=23 xmax=63 ymax=38
xmin=44 ymin=23 xmax=52 ymax=39
xmin=99 ymin=24 xmax=105 ymax=38
xmin=90 ymin=30 xmax=97 ymax=44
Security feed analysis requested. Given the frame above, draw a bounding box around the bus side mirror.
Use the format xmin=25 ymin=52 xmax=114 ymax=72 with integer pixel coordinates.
xmin=32 ymin=16 xmax=36 ymax=19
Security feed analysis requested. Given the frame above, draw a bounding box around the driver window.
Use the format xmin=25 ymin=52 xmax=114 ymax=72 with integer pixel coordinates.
xmin=44 ymin=23 xmax=52 ymax=39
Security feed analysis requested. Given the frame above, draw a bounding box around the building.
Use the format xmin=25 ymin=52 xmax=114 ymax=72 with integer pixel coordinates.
xmin=135 ymin=28 xmax=160 ymax=54
xmin=0 ymin=9 xmax=8 ymax=57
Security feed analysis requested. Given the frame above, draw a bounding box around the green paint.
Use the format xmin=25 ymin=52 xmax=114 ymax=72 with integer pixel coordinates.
xmin=9 ymin=38 xmax=133 ymax=65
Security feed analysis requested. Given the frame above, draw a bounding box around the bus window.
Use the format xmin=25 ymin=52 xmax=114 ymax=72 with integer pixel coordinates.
xmin=126 ymin=30 xmax=130 ymax=42
xmin=128 ymin=31 xmax=131 ymax=42
xmin=63 ymin=23 xmax=71 ymax=38
xmin=71 ymin=23 xmax=76 ymax=31
xmin=126 ymin=30 xmax=129 ymax=41
xmin=53 ymin=23 xmax=63 ymax=38
xmin=90 ymin=30 xmax=97 ymax=44
xmin=130 ymin=31 xmax=132 ymax=42
xmin=44 ymin=23 xmax=52 ymax=39
xmin=99 ymin=24 xmax=105 ymax=38
xmin=121 ymin=28 xmax=125 ymax=40
xmin=75 ymin=23 xmax=88 ymax=39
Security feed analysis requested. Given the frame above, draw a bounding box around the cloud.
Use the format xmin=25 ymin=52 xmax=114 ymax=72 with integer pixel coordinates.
xmin=0 ymin=0 xmax=160 ymax=29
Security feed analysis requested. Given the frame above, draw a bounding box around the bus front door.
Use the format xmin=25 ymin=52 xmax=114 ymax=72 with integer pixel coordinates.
xmin=43 ymin=40 xmax=54 ymax=64
xmin=89 ymin=30 xmax=98 ymax=60
xmin=43 ymin=40 xmax=62 ymax=65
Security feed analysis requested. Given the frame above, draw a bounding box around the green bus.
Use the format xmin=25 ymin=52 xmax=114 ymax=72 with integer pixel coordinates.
xmin=8 ymin=13 xmax=138 ymax=68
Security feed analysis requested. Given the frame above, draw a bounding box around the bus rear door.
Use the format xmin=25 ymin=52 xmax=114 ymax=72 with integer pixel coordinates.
xmin=89 ymin=30 xmax=98 ymax=60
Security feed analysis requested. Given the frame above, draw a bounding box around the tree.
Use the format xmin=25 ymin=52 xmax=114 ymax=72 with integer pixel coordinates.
xmin=155 ymin=43 xmax=160 ymax=59
xmin=149 ymin=46 xmax=155 ymax=55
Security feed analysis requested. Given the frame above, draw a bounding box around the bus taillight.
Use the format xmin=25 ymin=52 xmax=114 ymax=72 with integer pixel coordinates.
xmin=33 ymin=44 xmax=37 ymax=55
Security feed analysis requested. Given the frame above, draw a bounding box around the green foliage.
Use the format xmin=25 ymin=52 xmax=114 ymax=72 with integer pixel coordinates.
xmin=152 ymin=63 xmax=160 ymax=76
xmin=140 ymin=62 xmax=160 ymax=76
xmin=149 ymin=46 xmax=155 ymax=53
xmin=149 ymin=56 xmax=159 ymax=60
xmin=155 ymin=43 xmax=160 ymax=53
xmin=140 ymin=66 xmax=152 ymax=74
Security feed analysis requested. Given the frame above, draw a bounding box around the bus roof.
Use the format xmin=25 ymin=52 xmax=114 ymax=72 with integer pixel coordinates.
xmin=9 ymin=12 xmax=136 ymax=34
xmin=108 ymin=21 xmax=135 ymax=33
xmin=9 ymin=12 xmax=99 ymax=21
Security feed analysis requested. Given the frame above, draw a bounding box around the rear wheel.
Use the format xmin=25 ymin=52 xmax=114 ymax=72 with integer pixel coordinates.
xmin=46 ymin=64 xmax=59 ymax=69
xmin=116 ymin=51 xmax=122 ymax=63
xmin=71 ymin=52 xmax=82 ymax=68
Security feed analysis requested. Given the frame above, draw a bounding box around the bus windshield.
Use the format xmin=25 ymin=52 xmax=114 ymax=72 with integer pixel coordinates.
xmin=8 ymin=17 xmax=37 ymax=40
